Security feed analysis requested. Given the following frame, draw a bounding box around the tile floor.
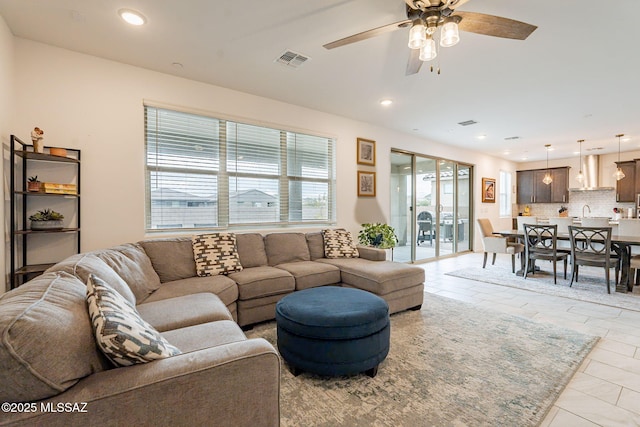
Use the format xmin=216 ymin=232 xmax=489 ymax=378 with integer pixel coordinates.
xmin=421 ymin=252 xmax=640 ymax=426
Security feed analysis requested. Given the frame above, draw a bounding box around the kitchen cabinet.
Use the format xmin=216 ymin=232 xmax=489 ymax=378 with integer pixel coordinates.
xmin=517 ymin=167 xmax=569 ymax=204
xmin=615 ymin=161 xmax=636 ymax=202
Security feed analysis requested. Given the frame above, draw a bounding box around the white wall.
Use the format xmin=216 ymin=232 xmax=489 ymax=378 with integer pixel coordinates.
xmin=8 ymin=38 xmax=516 ymax=262
xmin=0 ymin=15 xmax=14 ymax=292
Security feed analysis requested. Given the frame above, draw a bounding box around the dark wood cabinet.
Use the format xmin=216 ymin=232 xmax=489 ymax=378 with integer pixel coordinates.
xmin=615 ymin=161 xmax=636 ymax=202
xmin=550 ymin=168 xmax=569 ymax=203
xmin=516 ymin=167 xmax=569 ymax=204
xmin=516 ymin=170 xmax=534 ymax=204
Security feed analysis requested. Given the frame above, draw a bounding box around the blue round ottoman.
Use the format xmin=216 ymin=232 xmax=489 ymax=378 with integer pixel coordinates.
xmin=275 ymin=286 xmax=390 ymax=377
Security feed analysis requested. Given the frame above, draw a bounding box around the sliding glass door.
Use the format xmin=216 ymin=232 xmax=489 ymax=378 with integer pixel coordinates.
xmin=391 ymin=150 xmax=472 ymax=263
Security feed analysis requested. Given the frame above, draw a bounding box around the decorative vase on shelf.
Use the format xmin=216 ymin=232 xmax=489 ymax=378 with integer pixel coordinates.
xmin=33 ymin=140 xmax=44 ymax=154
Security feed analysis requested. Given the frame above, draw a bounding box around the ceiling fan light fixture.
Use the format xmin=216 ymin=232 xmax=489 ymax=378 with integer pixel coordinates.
xmin=440 ymin=17 xmax=460 ymax=47
xmin=419 ymin=36 xmax=437 ymax=61
xmin=408 ymin=19 xmax=426 ymax=49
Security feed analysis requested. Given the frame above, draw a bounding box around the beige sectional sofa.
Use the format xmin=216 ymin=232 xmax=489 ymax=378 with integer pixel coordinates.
xmin=0 ymin=231 xmax=424 ymax=426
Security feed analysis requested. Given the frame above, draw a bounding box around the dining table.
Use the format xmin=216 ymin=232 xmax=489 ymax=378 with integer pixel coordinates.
xmin=496 ymin=229 xmax=640 ymax=293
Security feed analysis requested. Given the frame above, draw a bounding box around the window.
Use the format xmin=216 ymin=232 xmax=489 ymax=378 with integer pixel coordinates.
xmin=145 ymin=106 xmax=336 ymax=230
xmin=499 ymin=170 xmax=512 ymax=217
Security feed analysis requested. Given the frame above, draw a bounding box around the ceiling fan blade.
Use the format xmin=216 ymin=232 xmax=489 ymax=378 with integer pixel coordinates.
xmin=448 ymin=0 xmax=473 ymax=9
xmin=455 ymin=11 xmax=537 ymax=40
xmin=323 ymin=19 xmax=411 ymax=49
xmin=406 ymin=48 xmax=422 ymax=76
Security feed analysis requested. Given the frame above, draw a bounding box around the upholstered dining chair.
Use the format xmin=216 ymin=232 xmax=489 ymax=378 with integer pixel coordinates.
xmin=523 ymin=224 xmax=569 ymax=284
xmin=581 ymin=217 xmax=610 ymax=227
xmin=568 ymin=225 xmax=620 ymax=294
xmin=619 ymin=219 xmax=640 ymax=284
xmin=516 ymin=216 xmax=537 ymax=232
xmin=548 ymin=216 xmax=574 ymax=253
xmin=477 ymin=218 xmax=524 ymax=273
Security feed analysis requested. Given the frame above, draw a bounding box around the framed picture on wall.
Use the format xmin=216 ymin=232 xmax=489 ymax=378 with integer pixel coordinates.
xmin=482 ymin=177 xmax=496 ymax=203
xmin=357 ymin=171 xmax=376 ymax=197
xmin=357 ymin=138 xmax=376 ymax=166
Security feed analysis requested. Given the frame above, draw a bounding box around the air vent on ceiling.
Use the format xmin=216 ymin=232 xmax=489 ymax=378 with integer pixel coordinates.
xmin=275 ymin=50 xmax=310 ymax=69
xmin=457 ymin=120 xmax=477 ymax=126
xmin=504 ymin=136 xmax=520 ymax=141
xmin=586 ymin=147 xmax=604 ymax=151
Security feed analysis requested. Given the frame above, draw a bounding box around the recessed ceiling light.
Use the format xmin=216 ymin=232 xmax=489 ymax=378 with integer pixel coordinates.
xmin=477 ymin=134 xmax=487 ymax=140
xmin=119 ymin=9 xmax=146 ymax=26
xmin=621 ymin=136 xmax=631 ymax=142
xmin=380 ymin=99 xmax=393 ymax=106
xmin=172 ymin=62 xmax=184 ymax=69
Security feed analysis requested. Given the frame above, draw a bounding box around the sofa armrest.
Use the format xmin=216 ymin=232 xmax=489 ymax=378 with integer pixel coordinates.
xmin=3 ymin=339 xmax=280 ymax=427
xmin=356 ymin=245 xmax=387 ymax=261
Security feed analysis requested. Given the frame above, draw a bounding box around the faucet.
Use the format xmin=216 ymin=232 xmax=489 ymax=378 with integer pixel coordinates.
xmin=582 ymin=204 xmax=591 ymax=218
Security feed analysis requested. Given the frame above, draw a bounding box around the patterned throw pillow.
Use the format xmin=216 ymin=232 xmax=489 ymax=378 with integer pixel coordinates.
xmin=192 ymin=233 xmax=243 ymax=276
xmin=322 ymin=228 xmax=360 ymax=259
xmin=86 ymin=274 xmax=181 ymax=367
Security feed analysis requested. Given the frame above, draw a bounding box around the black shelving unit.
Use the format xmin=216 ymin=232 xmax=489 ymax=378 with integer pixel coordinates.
xmin=10 ymin=135 xmax=81 ymax=289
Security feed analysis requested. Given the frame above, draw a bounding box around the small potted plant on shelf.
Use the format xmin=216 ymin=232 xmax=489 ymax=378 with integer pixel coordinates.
xmin=358 ymin=223 xmax=398 ymax=249
xmin=29 ymin=209 xmax=64 ymax=230
xmin=27 ymin=176 xmax=41 ymax=192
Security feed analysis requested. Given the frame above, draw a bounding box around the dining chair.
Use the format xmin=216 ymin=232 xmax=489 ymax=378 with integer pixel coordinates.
xmin=548 ymin=217 xmax=574 ymax=252
xmin=477 ymin=218 xmax=524 ymax=273
xmin=568 ymin=225 xmax=619 ymax=294
xmin=523 ymin=224 xmax=568 ymax=284
xmin=619 ymin=219 xmax=640 ymax=283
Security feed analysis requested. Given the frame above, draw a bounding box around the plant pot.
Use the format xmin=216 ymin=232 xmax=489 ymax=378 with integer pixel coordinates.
xmin=30 ymin=220 xmax=63 ymax=230
xmin=27 ymin=182 xmax=41 ymax=192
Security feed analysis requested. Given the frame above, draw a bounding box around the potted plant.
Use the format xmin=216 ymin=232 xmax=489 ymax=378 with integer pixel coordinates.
xmin=27 ymin=176 xmax=41 ymax=192
xmin=358 ymin=223 xmax=398 ymax=249
xmin=29 ymin=208 xmax=64 ymax=230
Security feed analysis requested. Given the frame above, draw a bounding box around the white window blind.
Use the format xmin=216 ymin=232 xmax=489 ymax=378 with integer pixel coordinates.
xmin=145 ymin=106 xmax=336 ymax=230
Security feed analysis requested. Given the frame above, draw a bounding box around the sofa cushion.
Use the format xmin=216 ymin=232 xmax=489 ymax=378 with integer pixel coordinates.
xmin=0 ymin=272 xmax=110 ymax=402
xmin=46 ymin=253 xmax=137 ymax=305
xmin=137 ymin=293 xmax=233 ymax=332
xmin=94 ymin=243 xmax=161 ymax=302
xmin=317 ymin=258 xmax=425 ymax=295
xmin=306 ymin=232 xmax=325 ymax=260
xmin=142 ymin=275 xmax=238 ymax=307
xmin=275 ymin=261 xmax=341 ymax=290
xmin=236 ymin=233 xmax=268 ymax=268
xmin=192 ymin=233 xmax=243 ymax=276
xmin=161 ymin=320 xmax=247 ymax=353
xmin=265 ymin=233 xmax=310 ymax=266
xmin=139 ymin=237 xmax=196 ymax=283
xmin=87 ymin=275 xmax=181 ymax=367
xmin=228 ymin=266 xmax=295 ymax=300
xmin=322 ymin=228 xmax=359 ymax=259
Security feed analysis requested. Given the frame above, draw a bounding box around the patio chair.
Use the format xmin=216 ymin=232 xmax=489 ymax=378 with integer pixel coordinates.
xmin=523 ymin=224 xmax=568 ymax=284
xmin=477 ymin=218 xmax=524 ymax=273
xmin=417 ymin=211 xmax=435 ymax=246
xmin=568 ymin=225 xmax=620 ymax=294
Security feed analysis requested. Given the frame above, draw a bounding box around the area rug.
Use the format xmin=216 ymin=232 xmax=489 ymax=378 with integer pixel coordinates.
xmin=446 ymin=265 xmax=640 ymax=312
xmin=246 ymin=294 xmax=598 ymax=426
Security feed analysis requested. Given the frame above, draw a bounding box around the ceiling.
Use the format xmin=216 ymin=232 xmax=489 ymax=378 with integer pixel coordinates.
xmin=1 ymin=0 xmax=639 ymax=162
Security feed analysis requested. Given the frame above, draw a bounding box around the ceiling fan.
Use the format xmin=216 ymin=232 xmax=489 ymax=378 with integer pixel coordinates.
xmin=323 ymin=0 xmax=537 ymax=75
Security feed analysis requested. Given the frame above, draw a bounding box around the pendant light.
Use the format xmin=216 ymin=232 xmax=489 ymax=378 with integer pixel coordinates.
xmin=542 ymin=144 xmax=553 ymax=185
xmin=576 ymin=139 xmax=585 ymax=184
xmin=613 ymin=133 xmax=626 ymax=181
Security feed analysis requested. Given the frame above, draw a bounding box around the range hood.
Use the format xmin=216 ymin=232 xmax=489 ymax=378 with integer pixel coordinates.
xmin=569 ymin=154 xmax=615 ymax=191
